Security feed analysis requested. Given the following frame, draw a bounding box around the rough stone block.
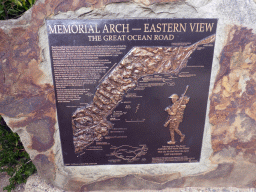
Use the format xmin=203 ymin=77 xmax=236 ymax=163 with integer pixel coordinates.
xmin=1 ymin=0 xmax=256 ymax=191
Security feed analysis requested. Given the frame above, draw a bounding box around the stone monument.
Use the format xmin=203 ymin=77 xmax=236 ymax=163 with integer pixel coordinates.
xmin=1 ymin=0 xmax=256 ymax=191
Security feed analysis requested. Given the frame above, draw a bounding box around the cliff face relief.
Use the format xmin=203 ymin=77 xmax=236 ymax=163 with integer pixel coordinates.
xmin=72 ymin=34 xmax=216 ymax=153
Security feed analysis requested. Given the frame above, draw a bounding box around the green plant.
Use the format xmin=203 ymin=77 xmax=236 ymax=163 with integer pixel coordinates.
xmin=0 ymin=116 xmax=37 ymax=192
xmin=0 ymin=0 xmax=36 ymax=20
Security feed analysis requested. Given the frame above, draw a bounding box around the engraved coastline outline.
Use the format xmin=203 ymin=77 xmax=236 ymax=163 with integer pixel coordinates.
xmin=110 ymin=145 xmax=148 ymax=162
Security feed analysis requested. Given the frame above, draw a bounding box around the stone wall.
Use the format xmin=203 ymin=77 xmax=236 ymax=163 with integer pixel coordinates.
xmin=1 ymin=0 xmax=256 ymax=191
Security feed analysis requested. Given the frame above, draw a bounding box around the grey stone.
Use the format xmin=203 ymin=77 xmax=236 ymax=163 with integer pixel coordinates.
xmin=1 ymin=0 xmax=256 ymax=190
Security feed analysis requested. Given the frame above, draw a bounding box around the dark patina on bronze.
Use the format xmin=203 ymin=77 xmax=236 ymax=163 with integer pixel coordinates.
xmin=47 ymin=18 xmax=217 ymax=165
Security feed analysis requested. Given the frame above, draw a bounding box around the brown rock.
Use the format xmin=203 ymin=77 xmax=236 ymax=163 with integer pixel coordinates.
xmin=1 ymin=0 xmax=256 ymax=190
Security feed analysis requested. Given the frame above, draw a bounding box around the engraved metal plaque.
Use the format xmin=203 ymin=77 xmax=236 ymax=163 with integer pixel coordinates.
xmin=46 ymin=19 xmax=217 ymax=165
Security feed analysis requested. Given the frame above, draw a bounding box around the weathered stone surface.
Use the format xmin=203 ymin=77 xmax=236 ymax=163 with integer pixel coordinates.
xmin=24 ymin=173 xmax=65 ymax=192
xmin=24 ymin=173 xmax=256 ymax=192
xmin=209 ymin=26 xmax=256 ymax=165
xmin=33 ymin=154 xmax=56 ymax=182
xmin=1 ymin=0 xmax=256 ymax=191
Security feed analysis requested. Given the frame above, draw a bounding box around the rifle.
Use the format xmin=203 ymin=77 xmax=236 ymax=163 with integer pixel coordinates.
xmin=177 ymin=85 xmax=189 ymax=109
xmin=164 ymin=85 xmax=189 ymax=127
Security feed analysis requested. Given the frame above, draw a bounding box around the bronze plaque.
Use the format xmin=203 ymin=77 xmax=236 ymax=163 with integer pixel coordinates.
xmin=46 ymin=19 xmax=217 ymax=165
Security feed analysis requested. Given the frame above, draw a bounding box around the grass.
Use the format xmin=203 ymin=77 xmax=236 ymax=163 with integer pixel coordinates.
xmin=0 ymin=117 xmax=37 ymax=192
xmin=0 ymin=0 xmax=36 ymax=20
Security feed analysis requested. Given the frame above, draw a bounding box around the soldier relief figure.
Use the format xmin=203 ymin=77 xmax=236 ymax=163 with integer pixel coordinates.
xmin=164 ymin=85 xmax=190 ymax=145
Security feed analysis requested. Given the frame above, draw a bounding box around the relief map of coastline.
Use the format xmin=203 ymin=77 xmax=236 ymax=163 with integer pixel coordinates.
xmin=46 ymin=19 xmax=217 ymax=165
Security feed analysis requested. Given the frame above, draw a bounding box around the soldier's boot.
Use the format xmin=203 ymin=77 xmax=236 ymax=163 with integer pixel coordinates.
xmin=180 ymin=134 xmax=185 ymax=142
xmin=167 ymin=140 xmax=176 ymax=145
